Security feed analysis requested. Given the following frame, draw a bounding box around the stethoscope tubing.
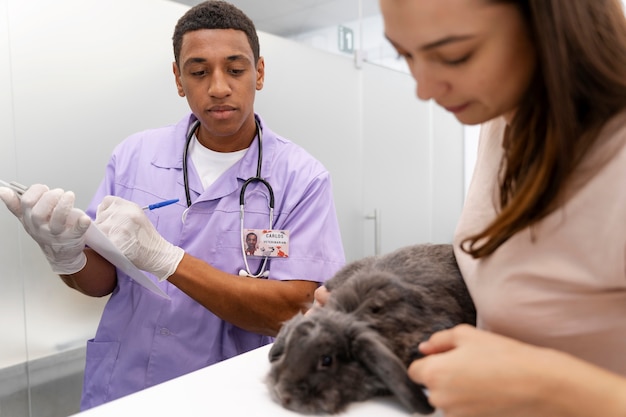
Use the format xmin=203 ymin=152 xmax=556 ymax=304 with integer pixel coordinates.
xmin=182 ymin=118 xmax=275 ymax=277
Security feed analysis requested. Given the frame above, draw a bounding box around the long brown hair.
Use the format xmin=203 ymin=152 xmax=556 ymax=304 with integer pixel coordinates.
xmin=462 ymin=0 xmax=626 ymax=258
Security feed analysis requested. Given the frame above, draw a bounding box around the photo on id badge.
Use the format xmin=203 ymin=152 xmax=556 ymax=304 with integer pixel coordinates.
xmin=244 ymin=229 xmax=289 ymax=258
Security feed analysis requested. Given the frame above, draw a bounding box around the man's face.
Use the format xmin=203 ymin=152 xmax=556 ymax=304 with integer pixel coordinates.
xmin=246 ymin=233 xmax=257 ymax=248
xmin=173 ymin=28 xmax=265 ymax=151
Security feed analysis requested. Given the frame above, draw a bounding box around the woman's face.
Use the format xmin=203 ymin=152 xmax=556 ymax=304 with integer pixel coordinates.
xmin=380 ymin=0 xmax=536 ymax=125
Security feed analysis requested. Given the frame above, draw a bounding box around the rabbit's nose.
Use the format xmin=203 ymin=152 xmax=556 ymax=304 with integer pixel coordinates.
xmin=271 ymin=388 xmax=292 ymax=408
xmin=281 ymin=394 xmax=293 ymax=407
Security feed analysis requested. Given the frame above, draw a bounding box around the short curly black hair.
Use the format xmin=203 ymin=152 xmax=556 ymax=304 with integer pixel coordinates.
xmin=172 ymin=1 xmax=260 ymax=67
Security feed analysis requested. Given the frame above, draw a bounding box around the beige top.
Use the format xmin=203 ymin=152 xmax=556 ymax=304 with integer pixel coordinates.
xmin=454 ymin=114 xmax=626 ymax=375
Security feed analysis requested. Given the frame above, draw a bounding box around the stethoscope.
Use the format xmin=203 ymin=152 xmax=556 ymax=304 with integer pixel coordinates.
xmin=182 ymin=118 xmax=275 ymax=278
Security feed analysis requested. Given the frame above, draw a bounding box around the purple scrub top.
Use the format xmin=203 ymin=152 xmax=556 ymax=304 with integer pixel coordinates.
xmin=80 ymin=113 xmax=345 ymax=410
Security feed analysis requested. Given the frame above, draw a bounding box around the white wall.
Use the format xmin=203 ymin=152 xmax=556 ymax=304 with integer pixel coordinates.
xmin=0 ymin=0 xmax=190 ymax=369
xmin=0 ymin=0 xmax=24 ymax=364
xmin=0 ymin=0 xmax=464 ymax=390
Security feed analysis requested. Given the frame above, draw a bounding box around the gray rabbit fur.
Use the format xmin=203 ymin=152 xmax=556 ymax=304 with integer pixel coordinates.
xmin=266 ymin=243 xmax=476 ymax=415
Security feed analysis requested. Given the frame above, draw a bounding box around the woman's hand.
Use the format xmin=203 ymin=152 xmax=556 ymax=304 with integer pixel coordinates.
xmin=313 ymin=285 xmax=331 ymax=307
xmin=408 ymin=324 xmax=626 ymax=417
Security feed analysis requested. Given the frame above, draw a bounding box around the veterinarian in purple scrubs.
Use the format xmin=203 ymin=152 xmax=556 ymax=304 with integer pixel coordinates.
xmin=371 ymin=0 xmax=626 ymax=416
xmin=0 ymin=1 xmax=345 ymax=411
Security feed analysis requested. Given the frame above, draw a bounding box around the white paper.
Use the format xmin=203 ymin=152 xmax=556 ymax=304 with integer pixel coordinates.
xmin=85 ymin=222 xmax=170 ymax=299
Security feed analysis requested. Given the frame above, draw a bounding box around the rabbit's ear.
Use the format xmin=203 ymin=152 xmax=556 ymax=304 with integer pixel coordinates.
xmin=268 ymin=338 xmax=284 ymax=363
xmin=352 ymin=329 xmax=435 ymax=415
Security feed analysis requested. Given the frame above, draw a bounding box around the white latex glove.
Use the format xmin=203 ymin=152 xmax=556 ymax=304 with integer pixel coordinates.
xmin=95 ymin=196 xmax=184 ymax=281
xmin=0 ymin=184 xmax=90 ymax=275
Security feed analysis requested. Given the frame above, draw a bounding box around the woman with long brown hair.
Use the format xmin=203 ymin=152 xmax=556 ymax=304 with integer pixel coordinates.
xmin=369 ymin=0 xmax=626 ymax=414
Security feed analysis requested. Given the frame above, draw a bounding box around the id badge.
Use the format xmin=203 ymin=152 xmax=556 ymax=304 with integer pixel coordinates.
xmin=243 ymin=229 xmax=289 ymax=258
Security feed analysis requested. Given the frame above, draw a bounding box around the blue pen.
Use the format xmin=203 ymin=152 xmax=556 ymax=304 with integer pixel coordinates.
xmin=142 ymin=198 xmax=179 ymax=211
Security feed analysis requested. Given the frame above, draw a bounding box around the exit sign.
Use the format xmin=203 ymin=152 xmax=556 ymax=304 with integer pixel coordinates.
xmin=338 ymin=25 xmax=354 ymax=53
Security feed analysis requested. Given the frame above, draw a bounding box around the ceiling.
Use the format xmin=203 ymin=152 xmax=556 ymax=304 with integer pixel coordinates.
xmin=171 ymin=0 xmax=382 ymax=37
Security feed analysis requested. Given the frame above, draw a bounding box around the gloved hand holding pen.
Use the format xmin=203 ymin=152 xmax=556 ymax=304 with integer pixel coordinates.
xmin=95 ymin=196 xmax=184 ymax=281
xmin=0 ymin=183 xmax=91 ymax=275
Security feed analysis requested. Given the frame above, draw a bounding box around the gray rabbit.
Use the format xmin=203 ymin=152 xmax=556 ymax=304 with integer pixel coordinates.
xmin=266 ymin=243 xmax=476 ymax=415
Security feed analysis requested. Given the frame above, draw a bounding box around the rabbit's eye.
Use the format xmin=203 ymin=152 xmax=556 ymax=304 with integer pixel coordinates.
xmin=317 ymin=355 xmax=333 ymax=370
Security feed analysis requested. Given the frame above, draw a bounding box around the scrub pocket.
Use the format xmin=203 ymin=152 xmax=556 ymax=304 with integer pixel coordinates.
xmin=80 ymin=339 xmax=120 ymax=410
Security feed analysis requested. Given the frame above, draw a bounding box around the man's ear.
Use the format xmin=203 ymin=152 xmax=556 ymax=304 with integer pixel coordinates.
xmin=173 ymin=62 xmax=185 ymax=97
xmin=256 ymin=56 xmax=265 ymax=91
